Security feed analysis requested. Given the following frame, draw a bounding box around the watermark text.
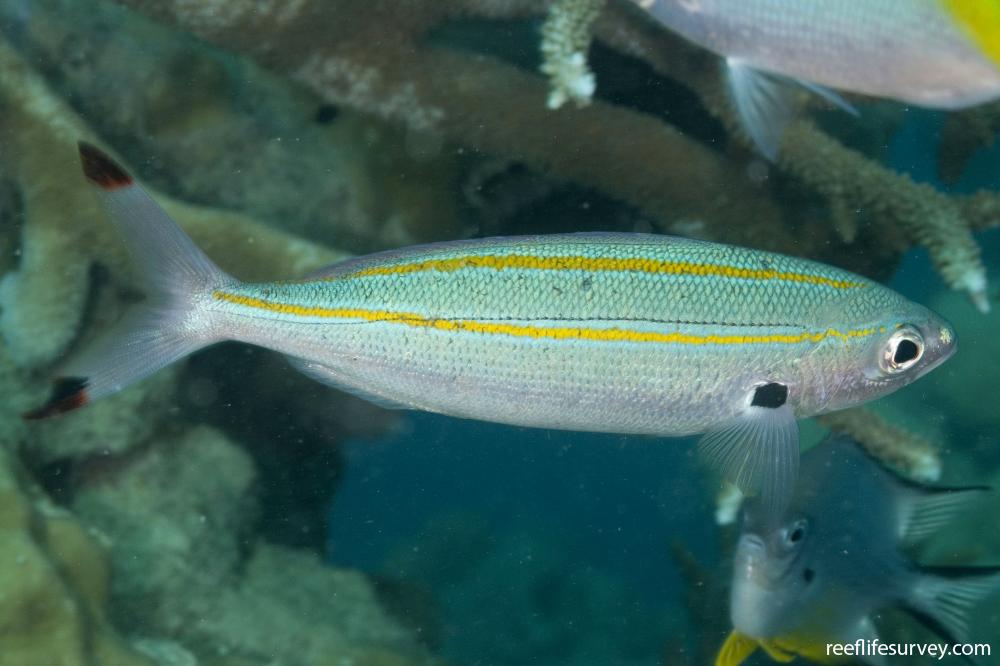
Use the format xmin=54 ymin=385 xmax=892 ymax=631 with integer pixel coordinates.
xmin=826 ymin=639 xmax=990 ymax=661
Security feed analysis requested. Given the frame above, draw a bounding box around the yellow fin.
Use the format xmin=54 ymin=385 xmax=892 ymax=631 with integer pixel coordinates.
xmin=759 ymin=639 xmax=798 ymax=663
xmin=943 ymin=0 xmax=1000 ymax=66
xmin=715 ymin=631 xmax=759 ymax=666
xmin=762 ymin=633 xmax=853 ymax=664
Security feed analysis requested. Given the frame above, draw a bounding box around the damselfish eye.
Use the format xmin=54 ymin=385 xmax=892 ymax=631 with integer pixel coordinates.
xmin=783 ymin=519 xmax=808 ymax=547
xmin=881 ymin=327 xmax=924 ymax=374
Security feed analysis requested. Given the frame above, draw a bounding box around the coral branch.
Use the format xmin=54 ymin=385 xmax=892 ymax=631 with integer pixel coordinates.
xmin=602 ymin=1 xmax=992 ymax=311
xmin=0 ymin=38 xmax=342 ymax=367
xmin=111 ymin=0 xmax=826 ymax=260
xmin=779 ymin=121 xmax=989 ymax=312
xmin=541 ymin=0 xmax=606 ymax=109
xmin=938 ymin=102 xmax=1000 ymax=184
xmin=819 ymin=408 xmax=941 ymax=483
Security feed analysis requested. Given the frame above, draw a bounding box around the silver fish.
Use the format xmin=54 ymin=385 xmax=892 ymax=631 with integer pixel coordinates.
xmin=719 ymin=435 xmax=1000 ymax=665
xmin=25 ymin=144 xmax=957 ymax=517
xmin=635 ymin=0 xmax=1000 ymax=158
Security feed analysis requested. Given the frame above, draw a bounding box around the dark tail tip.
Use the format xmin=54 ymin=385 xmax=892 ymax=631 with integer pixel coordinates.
xmin=78 ymin=142 xmax=133 ymax=190
xmin=23 ymin=377 xmax=90 ymax=420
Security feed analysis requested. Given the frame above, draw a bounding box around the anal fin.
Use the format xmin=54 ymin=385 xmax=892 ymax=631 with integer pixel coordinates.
xmin=715 ymin=631 xmax=758 ymax=666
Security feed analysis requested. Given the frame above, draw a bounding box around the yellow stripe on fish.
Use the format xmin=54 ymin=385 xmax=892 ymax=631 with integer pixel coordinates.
xmin=339 ymin=254 xmax=867 ymax=291
xmin=943 ymin=0 xmax=1000 ymax=66
xmin=213 ymin=291 xmax=881 ymax=346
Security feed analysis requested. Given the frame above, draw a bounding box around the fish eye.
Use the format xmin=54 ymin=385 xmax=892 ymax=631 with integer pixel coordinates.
xmin=803 ymin=568 xmax=815 ymax=583
xmin=880 ymin=327 xmax=924 ymax=374
xmin=783 ymin=519 xmax=808 ymax=547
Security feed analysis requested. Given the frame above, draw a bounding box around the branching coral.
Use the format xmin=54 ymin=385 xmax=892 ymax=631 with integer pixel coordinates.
xmin=819 ymin=408 xmax=941 ymax=483
xmin=110 ymin=0 xmax=999 ymax=312
xmin=779 ymin=121 xmax=989 ymax=313
xmin=939 ymin=102 xmax=1000 ymax=184
xmin=605 ymin=1 xmax=996 ymax=312
xmin=0 ymin=38 xmax=342 ymax=368
xmin=540 ymin=0 xmax=606 ymax=109
xmin=109 ymin=0 xmax=837 ymax=266
xmin=97 ymin=0 xmax=991 ymax=483
xmin=0 ymin=32 xmax=437 ymax=664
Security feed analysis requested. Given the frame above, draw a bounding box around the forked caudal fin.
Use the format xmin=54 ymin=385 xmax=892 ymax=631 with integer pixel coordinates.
xmin=23 ymin=143 xmax=233 ymax=419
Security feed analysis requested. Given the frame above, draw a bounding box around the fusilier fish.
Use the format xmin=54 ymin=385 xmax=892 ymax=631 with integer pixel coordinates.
xmin=635 ymin=0 xmax=1000 ymax=158
xmin=718 ymin=436 xmax=1000 ymax=666
xmin=27 ymin=144 xmax=957 ymax=516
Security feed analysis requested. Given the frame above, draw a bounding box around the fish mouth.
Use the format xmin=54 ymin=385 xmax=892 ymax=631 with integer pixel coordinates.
xmin=736 ymin=534 xmax=774 ymax=585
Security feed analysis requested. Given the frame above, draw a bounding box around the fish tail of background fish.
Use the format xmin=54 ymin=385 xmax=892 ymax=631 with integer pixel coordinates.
xmin=903 ymin=565 xmax=1000 ymax=649
xmin=23 ymin=143 xmax=234 ymax=419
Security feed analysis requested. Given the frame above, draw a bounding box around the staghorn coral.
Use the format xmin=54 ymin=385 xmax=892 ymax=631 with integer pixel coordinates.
xmin=99 ymin=0 xmax=977 ymax=506
xmin=778 ymin=121 xmax=989 ymax=313
xmin=110 ymin=0 xmax=997 ymax=311
xmin=540 ymin=0 xmax=606 ymax=109
xmin=818 ymin=407 xmax=941 ymax=483
xmin=608 ymin=1 xmax=994 ymax=312
xmin=108 ymin=0 xmax=844 ymax=266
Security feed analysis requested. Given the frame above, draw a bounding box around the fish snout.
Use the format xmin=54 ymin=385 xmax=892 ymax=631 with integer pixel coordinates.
xmin=922 ymin=318 xmax=957 ymax=374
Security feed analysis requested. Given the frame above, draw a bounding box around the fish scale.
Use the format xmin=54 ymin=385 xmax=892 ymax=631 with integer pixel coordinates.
xmin=263 ymin=236 xmax=875 ymax=326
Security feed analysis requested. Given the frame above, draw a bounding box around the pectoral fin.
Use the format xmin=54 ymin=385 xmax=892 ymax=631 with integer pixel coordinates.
xmin=699 ymin=385 xmax=799 ymax=522
xmin=725 ymin=58 xmax=856 ymax=160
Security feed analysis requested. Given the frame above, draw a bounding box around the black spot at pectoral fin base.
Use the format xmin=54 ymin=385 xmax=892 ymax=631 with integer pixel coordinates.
xmin=751 ymin=382 xmax=788 ymax=408
xmin=22 ymin=377 xmax=90 ymax=420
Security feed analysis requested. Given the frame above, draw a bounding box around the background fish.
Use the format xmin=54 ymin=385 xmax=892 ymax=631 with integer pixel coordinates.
xmin=635 ymin=0 xmax=1000 ymax=158
xmin=26 ymin=144 xmax=956 ymax=517
xmin=719 ymin=435 xmax=1000 ymax=665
